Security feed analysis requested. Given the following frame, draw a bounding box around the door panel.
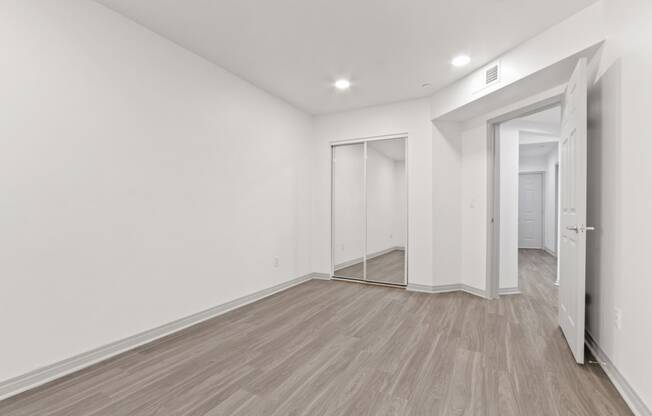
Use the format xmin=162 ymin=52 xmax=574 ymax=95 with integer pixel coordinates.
xmin=559 ymin=58 xmax=588 ymax=364
xmin=365 ymin=138 xmax=407 ymax=285
xmin=518 ymin=173 xmax=543 ymax=248
xmin=332 ymin=144 xmax=365 ymax=280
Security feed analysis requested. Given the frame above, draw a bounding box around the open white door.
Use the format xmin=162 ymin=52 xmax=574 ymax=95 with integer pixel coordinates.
xmin=559 ymin=58 xmax=589 ymax=364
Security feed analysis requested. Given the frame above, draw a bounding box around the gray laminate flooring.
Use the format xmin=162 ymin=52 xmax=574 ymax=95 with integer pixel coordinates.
xmin=334 ymin=249 xmax=405 ymax=285
xmin=0 ymin=249 xmax=632 ymax=415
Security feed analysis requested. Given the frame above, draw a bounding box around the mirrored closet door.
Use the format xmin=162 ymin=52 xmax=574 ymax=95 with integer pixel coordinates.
xmin=331 ymin=137 xmax=407 ymax=286
xmin=332 ymin=143 xmax=365 ymax=280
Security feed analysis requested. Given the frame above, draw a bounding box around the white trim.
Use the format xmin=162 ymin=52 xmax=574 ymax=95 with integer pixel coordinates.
xmin=460 ymin=284 xmax=489 ymax=299
xmin=497 ymin=287 xmax=521 ymax=295
xmin=543 ymin=246 xmax=557 ymax=258
xmin=406 ymin=283 xmax=489 ymax=299
xmin=310 ymin=273 xmax=331 ymax=280
xmin=330 ymin=145 xmax=335 ymax=278
xmin=363 ymin=141 xmax=368 ymax=280
xmin=406 ymin=283 xmax=460 ymax=293
xmin=330 ymin=132 xmax=409 ymax=146
xmin=0 ymin=273 xmax=322 ymax=401
xmin=585 ymin=332 xmax=652 ymax=416
xmin=404 ymin=136 xmax=409 ymax=284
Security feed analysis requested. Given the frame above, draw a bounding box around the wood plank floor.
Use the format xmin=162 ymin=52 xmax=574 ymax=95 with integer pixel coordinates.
xmin=0 ymin=249 xmax=632 ymax=415
xmin=334 ymin=249 xmax=405 ymax=285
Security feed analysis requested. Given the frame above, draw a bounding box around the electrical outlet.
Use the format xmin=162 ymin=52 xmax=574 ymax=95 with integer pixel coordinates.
xmin=273 ymin=257 xmax=279 ymax=268
xmin=614 ymin=307 xmax=622 ymax=330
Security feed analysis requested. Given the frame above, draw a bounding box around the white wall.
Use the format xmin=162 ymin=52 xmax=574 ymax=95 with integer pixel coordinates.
xmin=431 ymin=122 xmax=464 ymax=287
xmin=587 ymin=0 xmax=652 ymax=411
xmin=0 ymin=1 xmax=313 ymax=383
xmin=312 ymin=99 xmax=435 ymax=287
xmin=498 ymin=123 xmax=520 ymax=290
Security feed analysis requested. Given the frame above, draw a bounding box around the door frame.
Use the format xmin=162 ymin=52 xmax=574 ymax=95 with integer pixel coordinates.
xmin=518 ymin=171 xmax=545 ymax=250
xmin=486 ymin=96 xmax=562 ymax=299
xmin=554 ymin=162 xmax=560 ymax=285
xmin=330 ymin=133 xmax=409 ymax=287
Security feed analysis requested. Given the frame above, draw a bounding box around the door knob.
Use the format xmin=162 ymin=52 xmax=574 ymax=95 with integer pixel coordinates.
xmin=566 ymin=225 xmax=579 ymax=232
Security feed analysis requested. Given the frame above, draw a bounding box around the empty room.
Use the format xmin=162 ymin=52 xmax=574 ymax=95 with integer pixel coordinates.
xmin=1 ymin=1 xmax=651 ymax=415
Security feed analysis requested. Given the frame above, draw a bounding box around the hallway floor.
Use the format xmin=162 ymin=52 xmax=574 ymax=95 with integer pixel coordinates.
xmin=0 ymin=250 xmax=632 ymax=415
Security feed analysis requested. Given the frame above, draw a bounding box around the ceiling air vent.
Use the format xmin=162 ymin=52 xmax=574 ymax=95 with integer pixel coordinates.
xmin=485 ymin=63 xmax=500 ymax=86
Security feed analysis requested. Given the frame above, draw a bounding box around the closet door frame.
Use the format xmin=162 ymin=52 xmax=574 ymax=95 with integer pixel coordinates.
xmin=330 ymin=133 xmax=408 ymax=286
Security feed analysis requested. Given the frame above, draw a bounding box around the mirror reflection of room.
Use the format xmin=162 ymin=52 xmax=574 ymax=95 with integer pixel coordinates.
xmin=365 ymin=139 xmax=406 ymax=284
xmin=332 ymin=137 xmax=407 ymax=286
xmin=332 ymin=143 xmax=365 ymax=280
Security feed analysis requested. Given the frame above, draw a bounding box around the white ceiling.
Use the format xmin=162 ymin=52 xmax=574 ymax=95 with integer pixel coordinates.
xmin=517 ymin=107 xmax=560 ymax=158
xmin=505 ymin=105 xmax=561 ymax=138
xmin=95 ymin=0 xmax=597 ymax=114
xmin=520 ymin=142 xmax=558 ymax=158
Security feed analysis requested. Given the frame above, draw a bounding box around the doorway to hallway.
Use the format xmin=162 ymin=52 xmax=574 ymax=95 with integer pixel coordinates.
xmin=487 ymin=58 xmax=591 ymax=364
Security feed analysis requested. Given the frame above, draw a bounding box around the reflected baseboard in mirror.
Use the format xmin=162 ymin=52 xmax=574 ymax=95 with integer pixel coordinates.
xmin=334 ymin=247 xmax=405 ymax=286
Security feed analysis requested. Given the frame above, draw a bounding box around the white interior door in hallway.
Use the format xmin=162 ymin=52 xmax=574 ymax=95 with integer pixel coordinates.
xmin=519 ymin=173 xmax=544 ymax=249
xmin=559 ymin=57 xmax=589 ymax=364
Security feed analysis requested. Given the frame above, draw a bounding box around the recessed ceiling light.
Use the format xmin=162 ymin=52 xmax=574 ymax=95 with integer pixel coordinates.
xmin=451 ymin=55 xmax=471 ymax=67
xmin=334 ymin=79 xmax=351 ymax=90
xmin=421 ymin=83 xmax=432 ymax=88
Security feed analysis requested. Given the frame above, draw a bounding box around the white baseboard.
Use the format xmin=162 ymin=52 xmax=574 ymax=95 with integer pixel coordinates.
xmin=543 ymin=246 xmax=557 ymax=257
xmin=310 ymin=272 xmax=331 ymax=280
xmin=0 ymin=272 xmax=321 ymax=401
xmin=460 ymin=284 xmax=489 ymax=299
xmin=585 ymin=332 xmax=651 ymax=416
xmin=406 ymin=283 xmax=488 ymax=299
xmin=407 ymin=283 xmax=459 ymax=293
xmin=498 ymin=287 xmax=521 ymax=295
